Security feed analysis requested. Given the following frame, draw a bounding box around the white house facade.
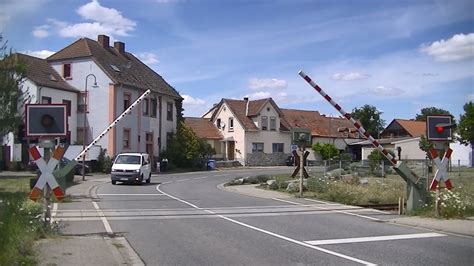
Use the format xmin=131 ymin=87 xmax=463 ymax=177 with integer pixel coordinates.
xmin=46 ymin=35 xmax=182 ymax=161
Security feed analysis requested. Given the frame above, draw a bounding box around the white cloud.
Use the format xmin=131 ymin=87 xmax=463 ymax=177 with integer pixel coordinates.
xmin=32 ymin=25 xmax=50 ymax=38
xmin=467 ymin=94 xmax=474 ymax=101
xmin=33 ymin=0 xmax=136 ymax=39
xmin=421 ymin=33 xmax=474 ymax=62
xmin=182 ymin=95 xmax=205 ymax=106
xmin=22 ymin=50 xmax=56 ymax=59
xmin=248 ymin=78 xmax=287 ymax=90
xmin=332 ymin=72 xmax=370 ymax=81
xmin=135 ymin=52 xmax=159 ymax=65
xmin=245 ymin=91 xmax=271 ymax=99
xmin=369 ymin=86 xmax=405 ymax=96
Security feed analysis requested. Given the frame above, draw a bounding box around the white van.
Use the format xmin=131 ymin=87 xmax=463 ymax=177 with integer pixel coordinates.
xmin=111 ymin=153 xmax=152 ymax=185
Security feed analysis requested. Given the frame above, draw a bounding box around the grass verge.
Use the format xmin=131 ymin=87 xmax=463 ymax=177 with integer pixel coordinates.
xmin=0 ymin=176 xmax=60 ymax=265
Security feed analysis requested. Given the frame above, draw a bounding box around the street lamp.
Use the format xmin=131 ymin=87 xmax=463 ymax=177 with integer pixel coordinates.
xmin=82 ymin=74 xmax=98 ymax=181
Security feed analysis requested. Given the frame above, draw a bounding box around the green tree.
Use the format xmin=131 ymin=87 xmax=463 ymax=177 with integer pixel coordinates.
xmin=367 ymin=149 xmax=395 ymax=173
xmin=0 ymin=36 xmax=27 ymax=138
xmin=458 ymin=102 xmax=474 ymax=167
xmin=415 ymin=107 xmax=455 ymax=123
xmin=351 ymin=104 xmax=385 ymax=138
xmin=418 ymin=135 xmax=434 ymax=159
xmin=312 ymin=142 xmax=339 ymax=160
xmin=457 ymin=101 xmax=474 ymax=146
xmin=167 ymin=121 xmax=215 ymax=168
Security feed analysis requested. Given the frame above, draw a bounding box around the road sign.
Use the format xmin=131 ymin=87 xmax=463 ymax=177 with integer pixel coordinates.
xmin=291 ymin=150 xmax=309 ymax=178
xmin=429 ymin=148 xmax=453 ymax=190
xmin=29 ymin=146 xmax=65 ymax=201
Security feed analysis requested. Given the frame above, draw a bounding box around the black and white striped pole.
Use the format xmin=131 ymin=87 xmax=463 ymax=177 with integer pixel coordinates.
xmin=56 ymin=89 xmax=152 ymax=179
xmin=75 ymin=89 xmax=151 ymax=161
xmin=298 ymin=70 xmax=428 ymax=212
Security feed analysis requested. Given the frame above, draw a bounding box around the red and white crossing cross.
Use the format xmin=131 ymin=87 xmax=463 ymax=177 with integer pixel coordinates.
xmin=29 ymin=146 xmax=66 ymax=201
xmin=429 ymin=148 xmax=453 ymax=190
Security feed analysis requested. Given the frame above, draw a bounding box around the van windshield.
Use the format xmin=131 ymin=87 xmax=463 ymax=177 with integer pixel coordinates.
xmin=115 ymin=155 xmax=141 ymax=164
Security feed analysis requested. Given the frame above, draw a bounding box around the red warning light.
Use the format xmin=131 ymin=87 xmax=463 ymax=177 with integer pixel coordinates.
xmin=436 ymin=126 xmax=444 ymax=133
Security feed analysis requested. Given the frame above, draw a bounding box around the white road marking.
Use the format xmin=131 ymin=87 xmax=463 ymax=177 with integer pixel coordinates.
xmin=305 ymin=233 xmax=446 ymax=245
xmin=273 ymin=198 xmax=382 ymax=221
xmin=193 ymin=176 xmax=210 ymax=180
xmin=97 ymin=193 xmax=164 ymax=196
xmin=304 ymin=198 xmax=390 ymax=214
xmin=156 ymin=184 xmax=376 ymax=266
xmin=92 ymin=201 xmax=113 ymax=235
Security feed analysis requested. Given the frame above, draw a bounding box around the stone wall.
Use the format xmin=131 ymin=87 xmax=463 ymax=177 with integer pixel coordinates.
xmin=246 ymin=152 xmax=290 ymax=166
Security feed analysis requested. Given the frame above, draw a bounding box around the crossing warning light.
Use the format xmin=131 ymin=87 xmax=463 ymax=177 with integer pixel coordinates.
xmin=25 ymin=104 xmax=67 ymax=137
xmin=426 ymin=115 xmax=455 ymax=141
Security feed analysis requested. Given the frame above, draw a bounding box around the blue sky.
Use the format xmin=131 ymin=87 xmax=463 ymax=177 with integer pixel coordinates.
xmin=1 ymin=0 xmax=473 ymax=125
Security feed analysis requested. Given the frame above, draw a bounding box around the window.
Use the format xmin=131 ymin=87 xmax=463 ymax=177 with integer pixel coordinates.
xmin=272 ymin=143 xmax=284 ymax=153
xmin=216 ymin=118 xmax=221 ymax=129
xmin=78 ymin=92 xmax=88 ymax=113
xmin=41 ymin=96 xmax=52 ymax=104
xmin=123 ymin=93 xmax=131 ymax=112
xmin=228 ymin=117 xmax=234 ymax=132
xmin=63 ymin=100 xmax=71 ymax=117
xmin=123 ymin=129 xmax=131 ymax=149
xmin=261 ymin=116 xmax=268 ymax=131
xmin=252 ymin=143 xmax=264 ymax=153
xmin=63 ymin=63 xmax=71 ymax=79
xmin=143 ymin=98 xmax=149 ymax=116
xmin=150 ymin=98 xmax=157 ymax=117
xmin=167 ymin=102 xmax=173 ymax=121
xmin=270 ymin=116 xmax=276 ymax=131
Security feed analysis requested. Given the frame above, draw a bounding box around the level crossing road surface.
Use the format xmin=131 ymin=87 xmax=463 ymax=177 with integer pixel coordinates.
xmin=54 ymin=168 xmax=474 ymax=265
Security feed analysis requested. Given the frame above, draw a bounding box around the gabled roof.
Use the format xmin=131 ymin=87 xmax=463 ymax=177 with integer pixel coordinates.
xmin=47 ymin=37 xmax=181 ymax=99
xmin=14 ymin=53 xmax=78 ymax=92
xmin=281 ymin=108 xmax=359 ymax=138
xmin=184 ymin=117 xmax=223 ymax=140
xmin=382 ymin=119 xmax=426 ymax=137
xmin=210 ymin=98 xmax=285 ymax=131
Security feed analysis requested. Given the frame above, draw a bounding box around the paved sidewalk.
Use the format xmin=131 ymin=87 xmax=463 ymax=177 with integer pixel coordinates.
xmin=221 ymin=184 xmax=474 ymax=238
xmin=34 ymin=173 xmax=143 ymax=266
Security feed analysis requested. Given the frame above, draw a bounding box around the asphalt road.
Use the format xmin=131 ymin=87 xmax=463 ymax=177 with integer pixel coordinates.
xmin=57 ymin=168 xmax=474 ymax=265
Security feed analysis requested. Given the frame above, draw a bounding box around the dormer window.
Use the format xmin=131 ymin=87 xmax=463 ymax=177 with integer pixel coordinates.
xmin=62 ymin=63 xmax=71 ymax=79
xmin=110 ymin=64 xmax=120 ymax=72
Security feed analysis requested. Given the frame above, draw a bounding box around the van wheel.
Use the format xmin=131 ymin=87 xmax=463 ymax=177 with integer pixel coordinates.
xmin=138 ymin=175 xmax=143 ymax=185
xmin=112 ymin=180 xmax=116 ymax=185
xmin=146 ymin=174 xmax=151 ymax=184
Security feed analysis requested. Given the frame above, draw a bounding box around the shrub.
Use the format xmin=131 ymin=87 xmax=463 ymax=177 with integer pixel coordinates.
xmin=0 ymin=193 xmax=59 ymax=265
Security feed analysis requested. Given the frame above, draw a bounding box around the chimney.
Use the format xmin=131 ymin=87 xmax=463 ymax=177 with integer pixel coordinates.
xmin=98 ymin=35 xmax=110 ymax=48
xmin=114 ymin=41 xmax=125 ymax=54
xmin=244 ymin=97 xmax=250 ymax=116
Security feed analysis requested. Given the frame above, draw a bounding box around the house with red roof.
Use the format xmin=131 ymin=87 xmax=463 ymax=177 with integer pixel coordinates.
xmin=197 ymin=97 xmax=361 ymax=166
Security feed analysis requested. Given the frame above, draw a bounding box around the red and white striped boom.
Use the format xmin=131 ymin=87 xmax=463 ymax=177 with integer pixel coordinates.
xmin=298 ymin=70 xmax=397 ymax=166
